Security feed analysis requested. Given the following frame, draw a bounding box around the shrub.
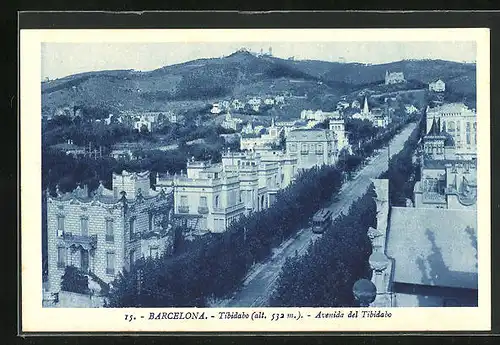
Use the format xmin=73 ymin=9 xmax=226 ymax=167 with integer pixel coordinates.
xmin=61 ymin=266 xmax=90 ymax=294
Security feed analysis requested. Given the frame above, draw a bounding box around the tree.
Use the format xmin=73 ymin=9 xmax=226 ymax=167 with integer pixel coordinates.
xmin=61 ymin=266 xmax=91 ymax=294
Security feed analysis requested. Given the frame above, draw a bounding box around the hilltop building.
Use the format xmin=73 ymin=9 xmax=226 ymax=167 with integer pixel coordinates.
xmin=45 ymin=171 xmax=174 ymax=297
xmin=385 ymin=71 xmax=406 ymax=85
xmin=429 ymin=79 xmax=446 ymax=92
xmin=366 ymin=179 xmax=477 ymax=308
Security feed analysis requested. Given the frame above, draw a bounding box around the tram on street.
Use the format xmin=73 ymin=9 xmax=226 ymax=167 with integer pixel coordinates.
xmin=311 ymin=208 xmax=333 ymax=234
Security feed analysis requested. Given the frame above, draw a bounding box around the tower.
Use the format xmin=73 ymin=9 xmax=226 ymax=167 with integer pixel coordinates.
xmin=423 ymin=118 xmax=446 ymax=161
xmin=362 ymin=97 xmax=370 ymax=115
xmin=329 ymin=117 xmax=348 ymax=150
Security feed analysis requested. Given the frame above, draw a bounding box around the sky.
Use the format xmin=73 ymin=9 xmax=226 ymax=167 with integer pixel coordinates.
xmin=41 ymin=41 xmax=477 ymax=80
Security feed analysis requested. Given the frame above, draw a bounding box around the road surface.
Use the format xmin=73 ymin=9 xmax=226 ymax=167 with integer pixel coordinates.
xmin=221 ymin=122 xmax=418 ymax=307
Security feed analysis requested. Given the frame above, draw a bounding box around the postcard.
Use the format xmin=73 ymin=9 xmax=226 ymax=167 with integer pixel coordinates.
xmin=20 ymin=27 xmax=490 ymax=333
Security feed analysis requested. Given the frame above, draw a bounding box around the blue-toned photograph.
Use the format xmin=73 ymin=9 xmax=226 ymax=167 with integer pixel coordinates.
xmin=40 ymin=40 xmax=478 ymax=309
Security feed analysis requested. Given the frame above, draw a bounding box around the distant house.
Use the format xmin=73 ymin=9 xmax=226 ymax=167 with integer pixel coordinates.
xmin=274 ymin=95 xmax=285 ymax=104
xmin=264 ymin=98 xmax=275 ymax=106
xmin=51 ymin=140 xmax=87 ymax=157
xmin=385 ymin=71 xmax=406 ymax=85
xmin=231 ymin=99 xmax=245 ymax=110
xmin=405 ymin=104 xmax=419 ymax=115
xmin=210 ymin=103 xmax=222 ymax=115
xmin=429 ymin=79 xmax=446 ymax=92
xmin=247 ymin=97 xmax=262 ymax=112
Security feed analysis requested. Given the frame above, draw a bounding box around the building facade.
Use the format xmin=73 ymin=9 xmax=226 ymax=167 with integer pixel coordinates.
xmin=385 ymin=71 xmax=406 ymax=85
xmin=45 ymin=171 xmax=174 ymax=295
xmin=429 ymin=79 xmax=446 ymax=92
xmin=425 ymin=102 xmax=477 ymax=159
xmin=413 ymin=117 xmax=477 ymax=210
xmin=285 ymin=128 xmax=339 ymax=171
xmin=156 ymin=160 xmax=246 ymax=234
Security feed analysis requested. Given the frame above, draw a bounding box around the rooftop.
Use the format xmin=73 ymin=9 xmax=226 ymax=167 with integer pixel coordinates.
xmin=287 ymin=129 xmax=334 ymax=142
xmin=387 ymin=207 xmax=477 ymax=290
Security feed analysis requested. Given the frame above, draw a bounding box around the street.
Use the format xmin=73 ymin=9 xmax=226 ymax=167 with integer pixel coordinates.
xmin=221 ymin=122 xmax=418 ymax=307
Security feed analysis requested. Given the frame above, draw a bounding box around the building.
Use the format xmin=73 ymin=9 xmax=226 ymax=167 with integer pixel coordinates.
xmin=429 ymin=79 xmax=446 ymax=92
xmin=240 ymin=118 xmax=282 ymax=151
xmin=247 ymin=97 xmax=262 ymax=112
xmin=45 ymin=171 xmax=174 ymax=296
xmin=386 ymin=207 xmax=477 ymax=307
xmin=285 ymin=128 xmax=339 ymax=171
xmin=385 ymin=71 xmax=406 ymax=85
xmin=231 ymin=99 xmax=245 ymax=111
xmin=328 ymin=117 xmax=349 ymax=150
xmin=405 ymin=104 xmax=419 ymax=115
xmin=221 ymin=151 xmax=282 ymax=211
xmin=210 ymin=103 xmax=222 ymax=115
xmin=300 ymin=110 xmax=342 ymax=122
xmin=156 ymin=160 xmax=247 ymax=233
xmin=412 ymin=117 xmax=477 ymax=210
xmin=221 ymin=112 xmax=242 ymax=131
xmin=425 ymin=102 xmax=477 ymax=159
xmin=351 ymin=98 xmax=390 ymax=128
xmin=365 ymin=179 xmax=477 ymax=308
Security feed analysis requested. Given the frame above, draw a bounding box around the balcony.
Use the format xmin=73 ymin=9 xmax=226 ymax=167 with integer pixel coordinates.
xmin=213 ymin=202 xmax=245 ymax=215
xmin=198 ymin=206 xmax=209 ymax=214
xmin=177 ymin=205 xmax=190 ymax=214
xmin=62 ymin=232 xmax=97 ymax=250
xmin=315 ymin=150 xmax=324 ymax=155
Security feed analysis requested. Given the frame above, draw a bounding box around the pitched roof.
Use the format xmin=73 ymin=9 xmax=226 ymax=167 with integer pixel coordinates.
xmin=386 ymin=207 xmax=477 ymax=290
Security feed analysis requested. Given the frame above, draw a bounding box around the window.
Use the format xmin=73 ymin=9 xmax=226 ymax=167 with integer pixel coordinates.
xmin=57 ymin=247 xmax=66 ymax=269
xmin=150 ymin=247 xmax=159 ymax=258
xmin=148 ymin=213 xmax=153 ymax=231
xmin=106 ymin=219 xmax=114 ymax=242
xmin=180 ymin=195 xmax=188 ymax=206
xmin=106 ymin=252 xmax=115 ymax=275
xmin=214 ymin=195 xmax=220 ymax=208
xmin=199 ymin=196 xmax=207 ymax=207
xmin=239 ymin=191 xmax=243 ymax=203
xmin=129 ymin=218 xmax=136 ymax=241
xmin=57 ymin=216 xmax=65 ymax=237
xmin=80 ymin=217 xmax=88 ymax=236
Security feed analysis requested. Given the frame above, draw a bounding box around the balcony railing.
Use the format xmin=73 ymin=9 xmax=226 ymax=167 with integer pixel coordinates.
xmin=177 ymin=205 xmax=190 ymax=214
xmin=62 ymin=232 xmax=98 ymax=249
xmin=213 ymin=202 xmax=245 ymax=215
xmin=198 ymin=206 xmax=209 ymax=214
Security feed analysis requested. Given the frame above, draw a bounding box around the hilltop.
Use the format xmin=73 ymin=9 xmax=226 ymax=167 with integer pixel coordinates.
xmin=42 ymin=50 xmax=476 ymax=118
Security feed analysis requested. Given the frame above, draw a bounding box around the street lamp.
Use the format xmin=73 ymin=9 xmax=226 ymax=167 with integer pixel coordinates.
xmin=352 ymin=278 xmax=377 ymax=307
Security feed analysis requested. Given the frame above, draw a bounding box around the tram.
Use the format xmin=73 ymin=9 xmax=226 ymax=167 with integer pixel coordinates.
xmin=311 ymin=208 xmax=333 ymax=234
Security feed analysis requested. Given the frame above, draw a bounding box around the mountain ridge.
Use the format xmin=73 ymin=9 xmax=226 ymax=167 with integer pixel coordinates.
xmin=42 ymin=51 xmax=476 ymax=117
